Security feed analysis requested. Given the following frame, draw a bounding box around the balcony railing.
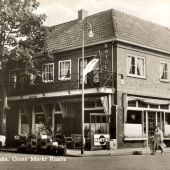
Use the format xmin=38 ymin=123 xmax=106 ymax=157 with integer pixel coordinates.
xmin=8 ymin=70 xmax=114 ymax=96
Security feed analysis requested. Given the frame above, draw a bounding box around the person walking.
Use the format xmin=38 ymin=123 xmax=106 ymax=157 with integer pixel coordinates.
xmin=152 ymin=126 xmax=165 ymax=155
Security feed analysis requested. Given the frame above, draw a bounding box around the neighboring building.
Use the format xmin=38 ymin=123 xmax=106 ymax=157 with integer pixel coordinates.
xmin=5 ymin=9 xmax=170 ymax=149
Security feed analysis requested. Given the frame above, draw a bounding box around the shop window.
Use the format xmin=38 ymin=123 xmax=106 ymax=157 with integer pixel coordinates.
xmin=90 ymin=114 xmax=109 ymax=134
xmin=128 ymin=100 xmax=136 ymax=107
xmin=96 ymin=100 xmax=103 ymax=107
xmin=165 ymin=113 xmax=170 ymax=137
xmin=20 ymin=106 xmax=25 ymax=113
xmin=34 ymin=113 xmax=46 ymax=135
xmin=160 ymin=104 xmax=169 ymax=110
xmin=21 ymin=115 xmax=28 ymax=124
xmin=85 ymin=101 xmax=95 ymax=108
xmin=165 ymin=113 xmax=170 ymax=125
xmin=138 ymin=101 xmax=148 ymax=108
xmin=55 ymin=103 xmax=61 ymax=112
xmin=127 ymin=55 xmax=145 ymax=78
xmin=54 ymin=114 xmax=63 ymax=134
xmin=35 ymin=114 xmax=46 ymax=124
xmin=42 ymin=63 xmax=54 ymax=83
xmin=21 ymin=114 xmax=29 ymax=135
xmin=58 ymin=60 xmax=71 ymax=81
xmin=126 ymin=110 xmax=142 ymax=124
xmin=34 ymin=105 xmax=43 ymax=113
xmin=149 ymin=104 xmax=159 ymax=109
xmin=160 ymin=62 xmax=168 ymax=81
xmin=84 ymin=111 xmax=90 ymax=123
xmin=91 ymin=115 xmax=95 ymax=123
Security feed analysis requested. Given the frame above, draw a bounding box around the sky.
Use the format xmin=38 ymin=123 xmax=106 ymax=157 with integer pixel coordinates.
xmin=37 ymin=0 xmax=170 ymax=28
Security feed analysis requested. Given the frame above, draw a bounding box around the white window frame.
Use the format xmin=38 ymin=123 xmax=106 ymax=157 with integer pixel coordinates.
xmin=127 ymin=55 xmax=146 ymax=78
xmin=160 ymin=61 xmax=169 ymax=82
xmin=10 ymin=72 xmax=17 ymax=91
xmin=58 ymin=60 xmax=71 ymax=81
xmin=42 ymin=63 xmax=54 ymax=83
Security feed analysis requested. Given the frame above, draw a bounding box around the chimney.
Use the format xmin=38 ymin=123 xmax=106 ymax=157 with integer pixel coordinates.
xmin=78 ymin=9 xmax=88 ymax=20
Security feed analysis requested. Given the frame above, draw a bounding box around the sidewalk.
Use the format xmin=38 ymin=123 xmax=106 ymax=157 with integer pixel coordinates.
xmin=66 ymin=147 xmax=170 ymax=157
xmin=1 ymin=147 xmax=170 ymax=157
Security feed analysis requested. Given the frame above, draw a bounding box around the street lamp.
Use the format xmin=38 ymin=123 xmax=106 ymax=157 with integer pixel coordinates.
xmin=81 ymin=21 xmax=94 ymax=155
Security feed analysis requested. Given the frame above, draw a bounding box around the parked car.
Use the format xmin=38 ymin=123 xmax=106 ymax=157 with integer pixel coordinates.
xmin=17 ymin=133 xmax=67 ymax=156
xmin=51 ymin=134 xmax=67 ymax=155
xmin=0 ymin=135 xmax=6 ymax=149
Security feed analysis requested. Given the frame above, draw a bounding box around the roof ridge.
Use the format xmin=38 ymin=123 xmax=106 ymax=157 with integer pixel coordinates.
xmin=111 ymin=9 xmax=118 ymax=38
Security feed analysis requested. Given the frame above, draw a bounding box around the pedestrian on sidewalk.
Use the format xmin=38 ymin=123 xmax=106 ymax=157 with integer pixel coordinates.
xmin=152 ymin=126 xmax=165 ymax=155
xmin=149 ymin=135 xmax=154 ymax=154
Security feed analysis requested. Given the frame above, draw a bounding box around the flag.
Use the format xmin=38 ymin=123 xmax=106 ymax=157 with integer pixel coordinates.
xmin=83 ymin=58 xmax=99 ymax=76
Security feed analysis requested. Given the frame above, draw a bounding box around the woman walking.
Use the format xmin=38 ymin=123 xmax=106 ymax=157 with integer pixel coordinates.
xmin=152 ymin=126 xmax=165 ymax=155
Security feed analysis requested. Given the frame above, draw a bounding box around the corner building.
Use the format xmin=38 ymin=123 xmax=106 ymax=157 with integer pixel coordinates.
xmin=6 ymin=9 xmax=170 ymax=149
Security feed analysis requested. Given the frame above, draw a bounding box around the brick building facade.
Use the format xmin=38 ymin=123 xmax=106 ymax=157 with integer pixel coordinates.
xmin=4 ymin=9 xmax=170 ymax=149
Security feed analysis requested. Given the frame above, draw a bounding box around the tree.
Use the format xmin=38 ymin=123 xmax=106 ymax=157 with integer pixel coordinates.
xmin=0 ymin=0 xmax=49 ymax=134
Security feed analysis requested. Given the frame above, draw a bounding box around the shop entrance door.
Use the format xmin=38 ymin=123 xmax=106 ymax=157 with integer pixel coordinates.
xmin=148 ymin=112 xmax=156 ymax=138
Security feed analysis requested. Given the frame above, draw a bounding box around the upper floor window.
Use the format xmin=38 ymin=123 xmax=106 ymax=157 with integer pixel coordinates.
xmin=42 ymin=63 xmax=54 ymax=83
xmin=79 ymin=57 xmax=99 ymax=85
xmin=127 ymin=55 xmax=145 ymax=78
xmin=58 ymin=60 xmax=71 ymax=81
xmin=160 ymin=62 xmax=168 ymax=81
xmin=10 ymin=72 xmax=17 ymax=92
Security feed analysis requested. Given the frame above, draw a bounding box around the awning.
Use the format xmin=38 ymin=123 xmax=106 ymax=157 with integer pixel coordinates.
xmin=128 ymin=96 xmax=170 ymax=105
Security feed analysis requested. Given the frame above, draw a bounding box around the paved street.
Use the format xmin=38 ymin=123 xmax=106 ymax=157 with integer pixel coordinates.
xmin=0 ymin=151 xmax=170 ymax=170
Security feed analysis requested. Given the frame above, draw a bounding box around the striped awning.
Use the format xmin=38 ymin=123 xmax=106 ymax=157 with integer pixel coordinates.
xmin=128 ymin=96 xmax=170 ymax=105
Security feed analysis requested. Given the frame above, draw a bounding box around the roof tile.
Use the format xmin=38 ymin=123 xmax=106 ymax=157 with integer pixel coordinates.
xmin=47 ymin=9 xmax=170 ymax=53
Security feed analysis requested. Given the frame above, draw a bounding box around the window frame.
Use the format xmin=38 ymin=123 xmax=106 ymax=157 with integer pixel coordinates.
xmin=127 ymin=55 xmax=146 ymax=79
xmin=10 ymin=71 xmax=17 ymax=92
xmin=160 ymin=61 xmax=169 ymax=82
xmin=42 ymin=63 xmax=54 ymax=83
xmin=58 ymin=60 xmax=71 ymax=81
xmin=78 ymin=55 xmax=99 ymax=85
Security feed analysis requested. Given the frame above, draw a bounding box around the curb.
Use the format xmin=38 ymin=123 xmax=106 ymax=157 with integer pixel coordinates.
xmin=1 ymin=148 xmax=170 ymax=157
xmin=66 ymin=150 xmax=151 ymax=157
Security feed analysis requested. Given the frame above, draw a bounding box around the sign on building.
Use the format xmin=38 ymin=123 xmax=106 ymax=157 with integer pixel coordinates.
xmin=94 ymin=134 xmax=110 ymax=146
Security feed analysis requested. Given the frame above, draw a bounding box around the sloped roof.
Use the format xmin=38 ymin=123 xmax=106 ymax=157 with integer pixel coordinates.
xmin=47 ymin=9 xmax=170 ymax=54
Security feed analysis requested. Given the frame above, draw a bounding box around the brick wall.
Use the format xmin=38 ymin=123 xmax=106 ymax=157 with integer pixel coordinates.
xmin=117 ymin=43 xmax=170 ymax=98
xmin=115 ymin=42 xmax=170 ymax=148
xmin=8 ymin=43 xmax=113 ymax=96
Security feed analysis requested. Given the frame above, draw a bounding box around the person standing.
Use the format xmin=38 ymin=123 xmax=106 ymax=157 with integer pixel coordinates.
xmin=153 ymin=126 xmax=164 ymax=155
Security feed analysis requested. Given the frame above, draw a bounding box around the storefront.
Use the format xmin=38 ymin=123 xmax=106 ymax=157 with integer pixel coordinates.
xmin=15 ymin=94 xmax=112 ymax=149
xmin=124 ymin=95 xmax=170 ymax=146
